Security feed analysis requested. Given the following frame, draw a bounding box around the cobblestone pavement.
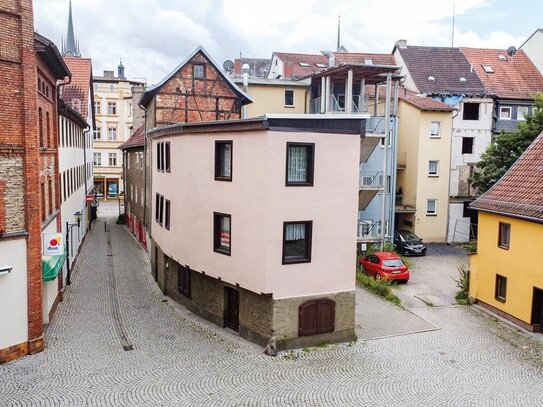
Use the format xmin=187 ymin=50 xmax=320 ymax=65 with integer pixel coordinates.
xmin=2 ymin=207 xmax=543 ymax=406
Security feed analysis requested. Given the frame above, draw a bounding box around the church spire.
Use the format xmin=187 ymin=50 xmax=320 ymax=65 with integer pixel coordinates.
xmin=63 ymin=0 xmax=80 ymax=57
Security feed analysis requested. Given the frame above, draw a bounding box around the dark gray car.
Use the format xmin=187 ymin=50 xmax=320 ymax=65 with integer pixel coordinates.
xmin=394 ymin=230 xmax=427 ymax=256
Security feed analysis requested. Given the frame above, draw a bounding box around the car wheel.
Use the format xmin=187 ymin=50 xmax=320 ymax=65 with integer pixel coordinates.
xmin=375 ymin=274 xmax=382 ymax=281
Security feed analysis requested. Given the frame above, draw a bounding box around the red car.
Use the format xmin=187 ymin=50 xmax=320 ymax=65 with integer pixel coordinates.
xmin=360 ymin=252 xmax=409 ymax=283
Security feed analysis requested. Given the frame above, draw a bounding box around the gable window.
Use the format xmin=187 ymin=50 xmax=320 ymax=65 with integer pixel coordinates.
xmin=215 ymin=140 xmax=232 ymax=181
xmin=426 ymin=199 xmax=437 ymax=216
xmin=462 ymin=137 xmax=474 ymax=154
xmin=428 ymin=160 xmax=439 ymax=177
xmin=107 ymin=102 xmax=117 ymax=115
xmin=517 ymin=106 xmax=529 ymax=121
xmin=284 ymin=90 xmax=295 ymax=107
xmin=193 ymin=64 xmax=204 ymax=79
xmin=498 ymin=222 xmax=510 ymax=249
xmin=213 ymin=212 xmax=231 ymax=255
xmin=94 ymin=101 xmax=101 ymax=115
xmin=165 ymin=199 xmax=171 ymax=230
xmin=286 ymin=142 xmax=314 ymax=186
xmin=430 ymin=121 xmax=441 ymax=138
xmin=282 ymin=221 xmax=312 ymax=264
xmin=499 ymin=106 xmax=512 ymax=120
xmin=107 ymin=126 xmax=117 ymax=140
xmin=178 ymin=265 xmax=191 ymax=298
xmin=495 ymin=274 xmax=507 ymax=302
xmin=299 ymin=299 xmax=335 ymax=336
xmin=463 ymin=103 xmax=480 ymax=120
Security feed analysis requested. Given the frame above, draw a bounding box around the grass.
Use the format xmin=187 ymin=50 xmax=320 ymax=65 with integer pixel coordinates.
xmin=454 ymin=265 xmax=471 ymax=305
xmin=356 ymin=272 xmax=403 ymax=309
xmin=461 ymin=242 xmax=478 ymax=254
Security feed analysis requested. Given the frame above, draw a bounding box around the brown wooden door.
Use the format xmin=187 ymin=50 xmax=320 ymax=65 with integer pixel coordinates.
xmin=224 ymin=287 xmax=239 ymax=332
xmin=531 ymin=287 xmax=543 ymax=332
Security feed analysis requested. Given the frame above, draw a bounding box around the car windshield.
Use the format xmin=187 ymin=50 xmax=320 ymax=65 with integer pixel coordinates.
xmin=383 ymin=259 xmax=404 ymax=267
xmin=399 ymin=231 xmax=420 ymax=242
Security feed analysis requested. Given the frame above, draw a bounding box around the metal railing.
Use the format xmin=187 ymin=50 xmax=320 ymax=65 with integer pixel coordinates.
xmin=359 ymin=171 xmax=383 ymax=188
xmin=310 ymin=95 xmax=370 ymax=114
xmin=357 ymin=220 xmax=381 ymax=240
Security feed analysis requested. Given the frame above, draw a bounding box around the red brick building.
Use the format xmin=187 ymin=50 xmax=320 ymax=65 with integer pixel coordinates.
xmin=0 ymin=0 xmax=70 ymax=363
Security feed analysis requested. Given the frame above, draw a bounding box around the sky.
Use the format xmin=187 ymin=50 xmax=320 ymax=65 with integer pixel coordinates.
xmin=34 ymin=0 xmax=541 ymax=85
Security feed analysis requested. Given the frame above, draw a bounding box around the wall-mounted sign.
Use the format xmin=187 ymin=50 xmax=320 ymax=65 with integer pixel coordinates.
xmin=43 ymin=233 xmax=64 ymax=256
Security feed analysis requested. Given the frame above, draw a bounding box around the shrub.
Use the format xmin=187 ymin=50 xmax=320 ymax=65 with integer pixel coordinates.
xmin=356 ymin=272 xmax=403 ymax=309
xmin=454 ymin=265 xmax=470 ymax=305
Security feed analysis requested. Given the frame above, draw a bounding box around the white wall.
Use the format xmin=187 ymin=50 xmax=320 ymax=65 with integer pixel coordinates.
xmin=520 ymin=31 xmax=543 ymax=75
xmin=152 ymin=129 xmax=359 ymax=299
xmin=0 ymin=239 xmax=28 ymax=349
xmin=447 ymin=202 xmax=471 ymax=243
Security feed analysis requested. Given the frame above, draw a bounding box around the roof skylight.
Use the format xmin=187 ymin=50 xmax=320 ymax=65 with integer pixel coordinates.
xmin=482 ymin=64 xmax=494 ymax=73
xmin=298 ymin=62 xmax=310 ymax=67
xmin=315 ymin=63 xmax=327 ymax=68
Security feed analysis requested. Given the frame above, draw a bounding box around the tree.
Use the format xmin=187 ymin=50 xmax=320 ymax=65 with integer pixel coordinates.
xmin=470 ymin=94 xmax=543 ymax=194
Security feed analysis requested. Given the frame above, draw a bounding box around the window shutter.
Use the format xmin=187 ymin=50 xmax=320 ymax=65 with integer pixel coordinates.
xmin=299 ymin=300 xmax=317 ymax=336
xmin=316 ymin=299 xmax=335 ymax=333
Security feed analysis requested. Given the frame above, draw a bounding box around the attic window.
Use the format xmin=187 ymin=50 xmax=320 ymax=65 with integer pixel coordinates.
xmin=315 ymin=63 xmax=327 ymax=68
xmin=459 ymin=77 xmax=466 ymax=83
xmin=482 ymin=64 xmax=494 ymax=73
xmin=299 ymin=62 xmax=310 ymax=67
xmin=498 ymin=55 xmax=507 ymax=61
xmin=364 ymin=58 xmax=373 ymax=65
xmin=428 ymin=76 xmax=435 ymax=82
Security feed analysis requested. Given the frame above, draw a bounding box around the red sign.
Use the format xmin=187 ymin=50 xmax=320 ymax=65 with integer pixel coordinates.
xmin=86 ymin=194 xmax=94 ymax=203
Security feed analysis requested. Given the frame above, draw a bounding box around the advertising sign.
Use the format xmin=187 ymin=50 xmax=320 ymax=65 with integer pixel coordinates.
xmin=43 ymin=233 xmax=64 ymax=256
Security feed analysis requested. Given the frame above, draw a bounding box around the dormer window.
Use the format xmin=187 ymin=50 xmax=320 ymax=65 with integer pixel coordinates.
xmin=298 ymin=62 xmax=310 ymax=67
xmin=482 ymin=64 xmax=494 ymax=73
xmin=428 ymin=76 xmax=435 ymax=82
xmin=364 ymin=58 xmax=373 ymax=65
xmin=315 ymin=63 xmax=327 ymax=68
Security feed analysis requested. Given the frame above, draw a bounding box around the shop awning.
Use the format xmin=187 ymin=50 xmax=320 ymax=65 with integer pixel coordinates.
xmin=42 ymin=253 xmax=66 ymax=282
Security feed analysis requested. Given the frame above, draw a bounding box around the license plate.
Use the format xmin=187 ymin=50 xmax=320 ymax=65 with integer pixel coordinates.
xmin=392 ymin=270 xmax=401 ymax=274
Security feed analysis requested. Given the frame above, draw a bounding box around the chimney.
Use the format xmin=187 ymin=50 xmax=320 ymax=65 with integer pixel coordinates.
xmin=284 ymin=62 xmax=294 ymax=79
xmin=395 ymin=39 xmax=407 ymax=49
xmin=234 ymin=59 xmax=242 ymax=75
xmin=103 ymin=70 xmax=114 ymax=79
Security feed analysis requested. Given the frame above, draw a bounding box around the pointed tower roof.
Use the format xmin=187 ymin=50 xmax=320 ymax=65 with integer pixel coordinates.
xmin=63 ymin=0 xmax=80 ymax=57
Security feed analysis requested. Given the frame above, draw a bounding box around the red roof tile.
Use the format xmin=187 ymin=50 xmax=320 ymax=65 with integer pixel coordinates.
xmin=334 ymin=52 xmax=396 ymax=66
xmin=273 ymin=52 xmax=328 ymax=77
xmin=460 ymin=48 xmax=543 ymax=99
xmin=471 ymin=131 xmax=543 ymax=221
xmin=62 ymin=57 xmax=93 ymax=120
xmin=119 ymin=124 xmax=145 ymax=150
xmin=399 ymin=88 xmax=456 ymax=111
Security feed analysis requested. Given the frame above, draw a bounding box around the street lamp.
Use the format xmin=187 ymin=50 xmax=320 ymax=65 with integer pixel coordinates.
xmin=66 ymin=211 xmax=82 ymax=285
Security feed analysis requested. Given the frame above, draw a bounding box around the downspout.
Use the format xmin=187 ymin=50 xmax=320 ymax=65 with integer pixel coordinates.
xmin=140 ymin=103 xmax=148 ymax=228
xmin=446 ymin=108 xmax=460 ymax=243
xmin=83 ymin=125 xmax=90 ymax=231
xmin=380 ymin=73 xmax=392 ymax=249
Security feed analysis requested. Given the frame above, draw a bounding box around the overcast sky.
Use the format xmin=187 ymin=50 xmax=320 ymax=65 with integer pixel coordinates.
xmin=34 ymin=0 xmax=541 ymax=85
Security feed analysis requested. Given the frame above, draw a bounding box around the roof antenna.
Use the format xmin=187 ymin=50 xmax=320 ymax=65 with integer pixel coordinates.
xmin=337 ymin=15 xmax=341 ymax=51
xmin=451 ymin=2 xmax=456 ymax=48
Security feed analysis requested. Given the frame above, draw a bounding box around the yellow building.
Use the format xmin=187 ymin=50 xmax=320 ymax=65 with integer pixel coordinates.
xmin=470 ymin=131 xmax=543 ymax=332
xmin=232 ymin=77 xmax=309 ymax=117
xmin=395 ymin=91 xmax=455 ymax=242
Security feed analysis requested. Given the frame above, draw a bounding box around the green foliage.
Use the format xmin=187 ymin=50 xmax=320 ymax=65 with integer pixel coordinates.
xmin=461 ymin=242 xmax=477 ymax=254
xmin=361 ymin=241 xmax=413 ymax=269
xmin=454 ymin=265 xmax=470 ymax=305
xmin=470 ymin=93 xmax=543 ymax=193
xmin=356 ymin=272 xmax=403 ymax=308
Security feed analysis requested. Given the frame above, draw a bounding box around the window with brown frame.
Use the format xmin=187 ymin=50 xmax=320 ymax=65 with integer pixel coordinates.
xmin=282 ymin=221 xmax=312 ymax=264
xmin=165 ymin=199 xmax=171 ymax=230
xmin=286 ymin=142 xmax=314 ymax=186
xmin=498 ymin=222 xmax=510 ymax=249
xmin=495 ymin=274 xmax=507 ymax=302
xmin=165 ymin=142 xmax=171 ymax=172
xmin=298 ymin=299 xmax=335 ymax=336
xmin=213 ymin=212 xmax=231 ymax=255
xmin=159 ymin=195 xmax=164 ymax=226
xmin=215 ymin=140 xmax=232 ymax=181
xmin=178 ymin=265 xmax=191 ymax=298
xmin=155 ymin=193 xmax=160 ymax=222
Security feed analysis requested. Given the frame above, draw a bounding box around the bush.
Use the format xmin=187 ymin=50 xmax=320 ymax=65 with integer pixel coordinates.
xmin=462 ymin=242 xmax=477 ymax=254
xmin=356 ymin=272 xmax=403 ymax=309
xmin=454 ymin=265 xmax=470 ymax=305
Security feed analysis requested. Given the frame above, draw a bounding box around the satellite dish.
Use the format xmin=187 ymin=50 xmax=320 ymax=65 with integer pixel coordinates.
xmin=507 ymin=46 xmax=517 ymax=57
xmin=223 ymin=60 xmax=234 ymax=73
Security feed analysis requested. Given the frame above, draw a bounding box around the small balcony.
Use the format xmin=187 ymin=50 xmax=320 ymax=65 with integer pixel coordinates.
xmin=310 ymin=95 xmax=369 ymax=114
xmin=357 ymin=220 xmax=382 ymax=243
xmin=359 ymin=171 xmax=384 ymax=210
xmin=395 ymin=194 xmax=416 ymax=214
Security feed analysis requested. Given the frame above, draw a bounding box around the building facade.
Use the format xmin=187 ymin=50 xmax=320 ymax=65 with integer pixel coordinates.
xmin=151 ymin=116 xmax=360 ymax=349
xmin=469 ymin=131 xmax=543 ymax=332
xmin=92 ymin=64 xmax=144 ymax=199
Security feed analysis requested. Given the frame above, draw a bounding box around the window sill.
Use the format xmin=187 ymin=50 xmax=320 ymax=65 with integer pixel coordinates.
xmin=428 ymin=174 xmax=439 ymax=177
xmin=215 ymin=177 xmax=232 ymax=182
xmin=430 ymin=135 xmax=441 ymax=139
xmin=498 ymin=245 xmax=510 ymax=250
xmin=426 ymin=213 xmax=437 ymax=217
xmin=286 ymin=182 xmax=313 ymax=187
xmin=495 ymin=297 xmax=506 ymax=303
xmin=214 ymin=248 xmax=231 ymax=256
xmin=284 ymin=105 xmax=295 ymax=108
xmin=282 ymin=257 xmax=311 ymax=265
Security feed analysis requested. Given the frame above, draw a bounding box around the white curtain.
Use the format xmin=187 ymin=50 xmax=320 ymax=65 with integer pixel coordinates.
xmin=287 ymin=146 xmax=307 ymax=182
xmin=222 ymin=144 xmax=232 ymax=177
xmin=285 ymin=223 xmax=305 ymax=241
xmin=220 ymin=217 xmax=230 ymax=247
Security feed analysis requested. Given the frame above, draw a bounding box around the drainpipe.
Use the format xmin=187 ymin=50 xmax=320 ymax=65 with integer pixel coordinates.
xmin=140 ymin=104 xmax=148 ymax=229
xmin=82 ymin=125 xmax=90 ymax=231
xmin=380 ymin=73 xmax=392 ymax=249
xmin=446 ymin=108 xmax=460 ymax=243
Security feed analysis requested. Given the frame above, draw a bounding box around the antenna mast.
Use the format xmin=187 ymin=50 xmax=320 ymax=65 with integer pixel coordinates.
xmin=337 ymin=15 xmax=341 ymax=51
xmin=451 ymin=2 xmax=456 ymax=47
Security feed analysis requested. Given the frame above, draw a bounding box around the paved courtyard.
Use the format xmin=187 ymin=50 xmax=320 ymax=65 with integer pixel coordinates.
xmin=2 ymin=206 xmax=543 ymax=406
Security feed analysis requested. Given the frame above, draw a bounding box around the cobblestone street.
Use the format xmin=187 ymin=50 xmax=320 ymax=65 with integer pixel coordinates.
xmin=2 ymin=207 xmax=543 ymax=406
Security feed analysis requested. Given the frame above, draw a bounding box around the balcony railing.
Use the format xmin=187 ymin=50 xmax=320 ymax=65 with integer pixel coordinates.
xmin=310 ymin=95 xmax=369 ymax=114
xmin=357 ymin=220 xmax=382 ymax=242
xmin=359 ymin=171 xmax=383 ymax=189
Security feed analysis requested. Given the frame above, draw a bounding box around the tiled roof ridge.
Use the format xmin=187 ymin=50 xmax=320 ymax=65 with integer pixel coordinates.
xmin=119 ymin=124 xmax=145 ymax=149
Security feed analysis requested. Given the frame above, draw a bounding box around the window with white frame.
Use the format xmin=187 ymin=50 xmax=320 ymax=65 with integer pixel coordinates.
xmin=108 ymin=126 xmax=117 ymax=140
xmin=517 ymin=106 xmax=529 ymax=121
xmin=428 ymin=160 xmax=439 ymax=176
xmin=108 ymin=152 xmax=117 ymax=166
xmin=499 ymin=106 xmax=512 ymax=120
xmin=107 ymin=102 xmax=117 ymax=115
xmin=93 ymin=152 xmax=101 ymax=166
xmin=430 ymin=121 xmax=441 ymax=138
xmin=93 ymin=128 xmax=101 ymax=140
xmin=426 ymin=199 xmax=437 ymax=215
xmin=284 ymin=90 xmax=294 ymax=107
xmin=94 ymin=101 xmax=101 ymax=115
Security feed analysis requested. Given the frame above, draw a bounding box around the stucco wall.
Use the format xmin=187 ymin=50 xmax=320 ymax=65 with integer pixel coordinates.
xmin=0 ymin=239 xmax=28 ymax=350
xmin=243 ymin=84 xmax=308 ymax=117
xmin=152 ymin=129 xmax=359 ymax=300
xmin=470 ymin=212 xmax=543 ymax=324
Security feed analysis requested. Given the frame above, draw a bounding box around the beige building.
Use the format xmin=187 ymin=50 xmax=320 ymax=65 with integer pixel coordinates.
xmin=92 ymin=63 xmax=144 ymax=198
xmin=232 ymin=77 xmax=310 ymax=117
xmin=151 ymin=115 xmax=362 ymax=350
xmin=395 ymin=91 xmax=455 ymax=242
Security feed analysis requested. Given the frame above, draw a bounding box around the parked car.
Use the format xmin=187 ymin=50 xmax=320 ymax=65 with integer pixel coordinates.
xmin=394 ymin=230 xmax=427 ymax=256
xmin=360 ymin=252 xmax=410 ymax=283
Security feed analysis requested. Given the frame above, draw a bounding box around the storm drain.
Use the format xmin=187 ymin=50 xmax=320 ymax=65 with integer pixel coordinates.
xmin=106 ymin=221 xmax=134 ymax=352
